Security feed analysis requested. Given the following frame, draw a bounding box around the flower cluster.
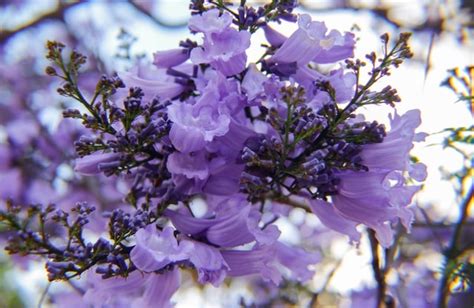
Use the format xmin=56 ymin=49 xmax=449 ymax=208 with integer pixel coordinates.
xmin=0 ymin=0 xmax=426 ymax=306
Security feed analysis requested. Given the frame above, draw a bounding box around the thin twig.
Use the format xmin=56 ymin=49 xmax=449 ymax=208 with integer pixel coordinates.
xmin=67 ymin=279 xmax=85 ymax=295
xmin=368 ymin=229 xmax=387 ymax=308
xmin=423 ymin=31 xmax=436 ymax=85
xmin=418 ymin=208 xmax=444 ymax=250
xmin=37 ymin=282 xmax=51 ymax=308
xmin=310 ymin=247 xmax=351 ymax=307
xmin=436 ymin=187 xmax=473 ymax=308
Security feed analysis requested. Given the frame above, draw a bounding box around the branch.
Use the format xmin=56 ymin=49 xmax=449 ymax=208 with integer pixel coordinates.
xmin=128 ymin=1 xmax=187 ymax=29
xmin=298 ymin=0 xmax=445 ymax=34
xmin=0 ymin=2 xmax=80 ymax=44
xmin=412 ymin=221 xmax=474 ymax=228
xmin=270 ymin=195 xmax=312 ymax=213
xmin=368 ymin=229 xmax=387 ymax=308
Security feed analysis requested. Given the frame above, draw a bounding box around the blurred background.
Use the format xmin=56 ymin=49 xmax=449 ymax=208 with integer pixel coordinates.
xmin=0 ymin=1 xmax=473 ymax=307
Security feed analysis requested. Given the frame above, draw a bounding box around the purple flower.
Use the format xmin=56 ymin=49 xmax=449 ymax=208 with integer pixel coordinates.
xmin=331 ymin=110 xmax=426 ymax=247
xmin=221 ymin=245 xmax=282 ymax=285
xmin=0 ymin=145 xmax=12 ymax=170
xmin=190 ymin=28 xmax=251 ymax=76
xmin=52 ymin=291 xmax=89 ymax=308
xmin=165 ymin=206 xmax=213 ymax=236
xmin=262 ymin=25 xmax=287 ymax=47
xmin=83 ymin=270 xmax=147 ymax=307
xmin=332 ymin=170 xmax=418 ymax=247
xmin=207 ymin=120 xmax=255 ymax=159
xmin=270 ymin=14 xmax=355 ymax=66
xmin=5 ymin=116 xmax=39 ymax=146
xmin=131 ymin=269 xmax=181 ymax=308
xmin=153 ymin=48 xmax=189 ymax=69
xmin=130 ymin=225 xmax=193 ymax=272
xmin=296 ymin=67 xmax=356 ymax=104
xmin=167 ymin=97 xmax=231 ymax=153
xmin=188 ymin=9 xmax=232 ymax=34
xmin=25 ymin=180 xmax=58 ymax=204
xmin=0 ymin=169 xmax=22 ymax=200
xmin=201 ymin=161 xmax=244 ymax=195
xmin=167 ymin=150 xmax=235 ymax=195
xmin=181 ymin=239 xmax=229 ymax=286
xmin=165 ymin=196 xmax=280 ymax=247
xmin=275 ymin=242 xmax=320 ymax=282
xmin=119 ymin=64 xmax=184 ymax=101
xmin=207 ymin=204 xmax=279 ymax=247
xmin=312 ymin=29 xmax=355 ymax=64
xmin=166 ymin=69 xmax=253 ymax=196
xmin=131 ymin=224 xmax=229 ymax=287
xmin=242 ymin=64 xmax=268 ymax=101
xmin=409 ymin=162 xmax=428 ymax=182
xmin=188 ymin=10 xmax=250 ymax=76
xmin=167 ymin=151 xmax=212 ymax=181
xmin=167 ymin=70 xmax=245 ymax=155
xmin=184 ymin=208 xmax=257 ymax=247
xmin=308 ymin=198 xmax=361 ymax=243
xmin=74 ymin=152 xmax=120 ymax=176
xmin=350 ymin=288 xmax=377 ymax=307
xmin=83 ymin=270 xmax=180 ymax=308
xmin=360 ymin=110 xmax=425 ymax=171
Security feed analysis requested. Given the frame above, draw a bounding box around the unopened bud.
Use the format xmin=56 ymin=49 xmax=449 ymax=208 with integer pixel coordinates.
xmin=45 ymin=66 xmax=57 ymax=76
